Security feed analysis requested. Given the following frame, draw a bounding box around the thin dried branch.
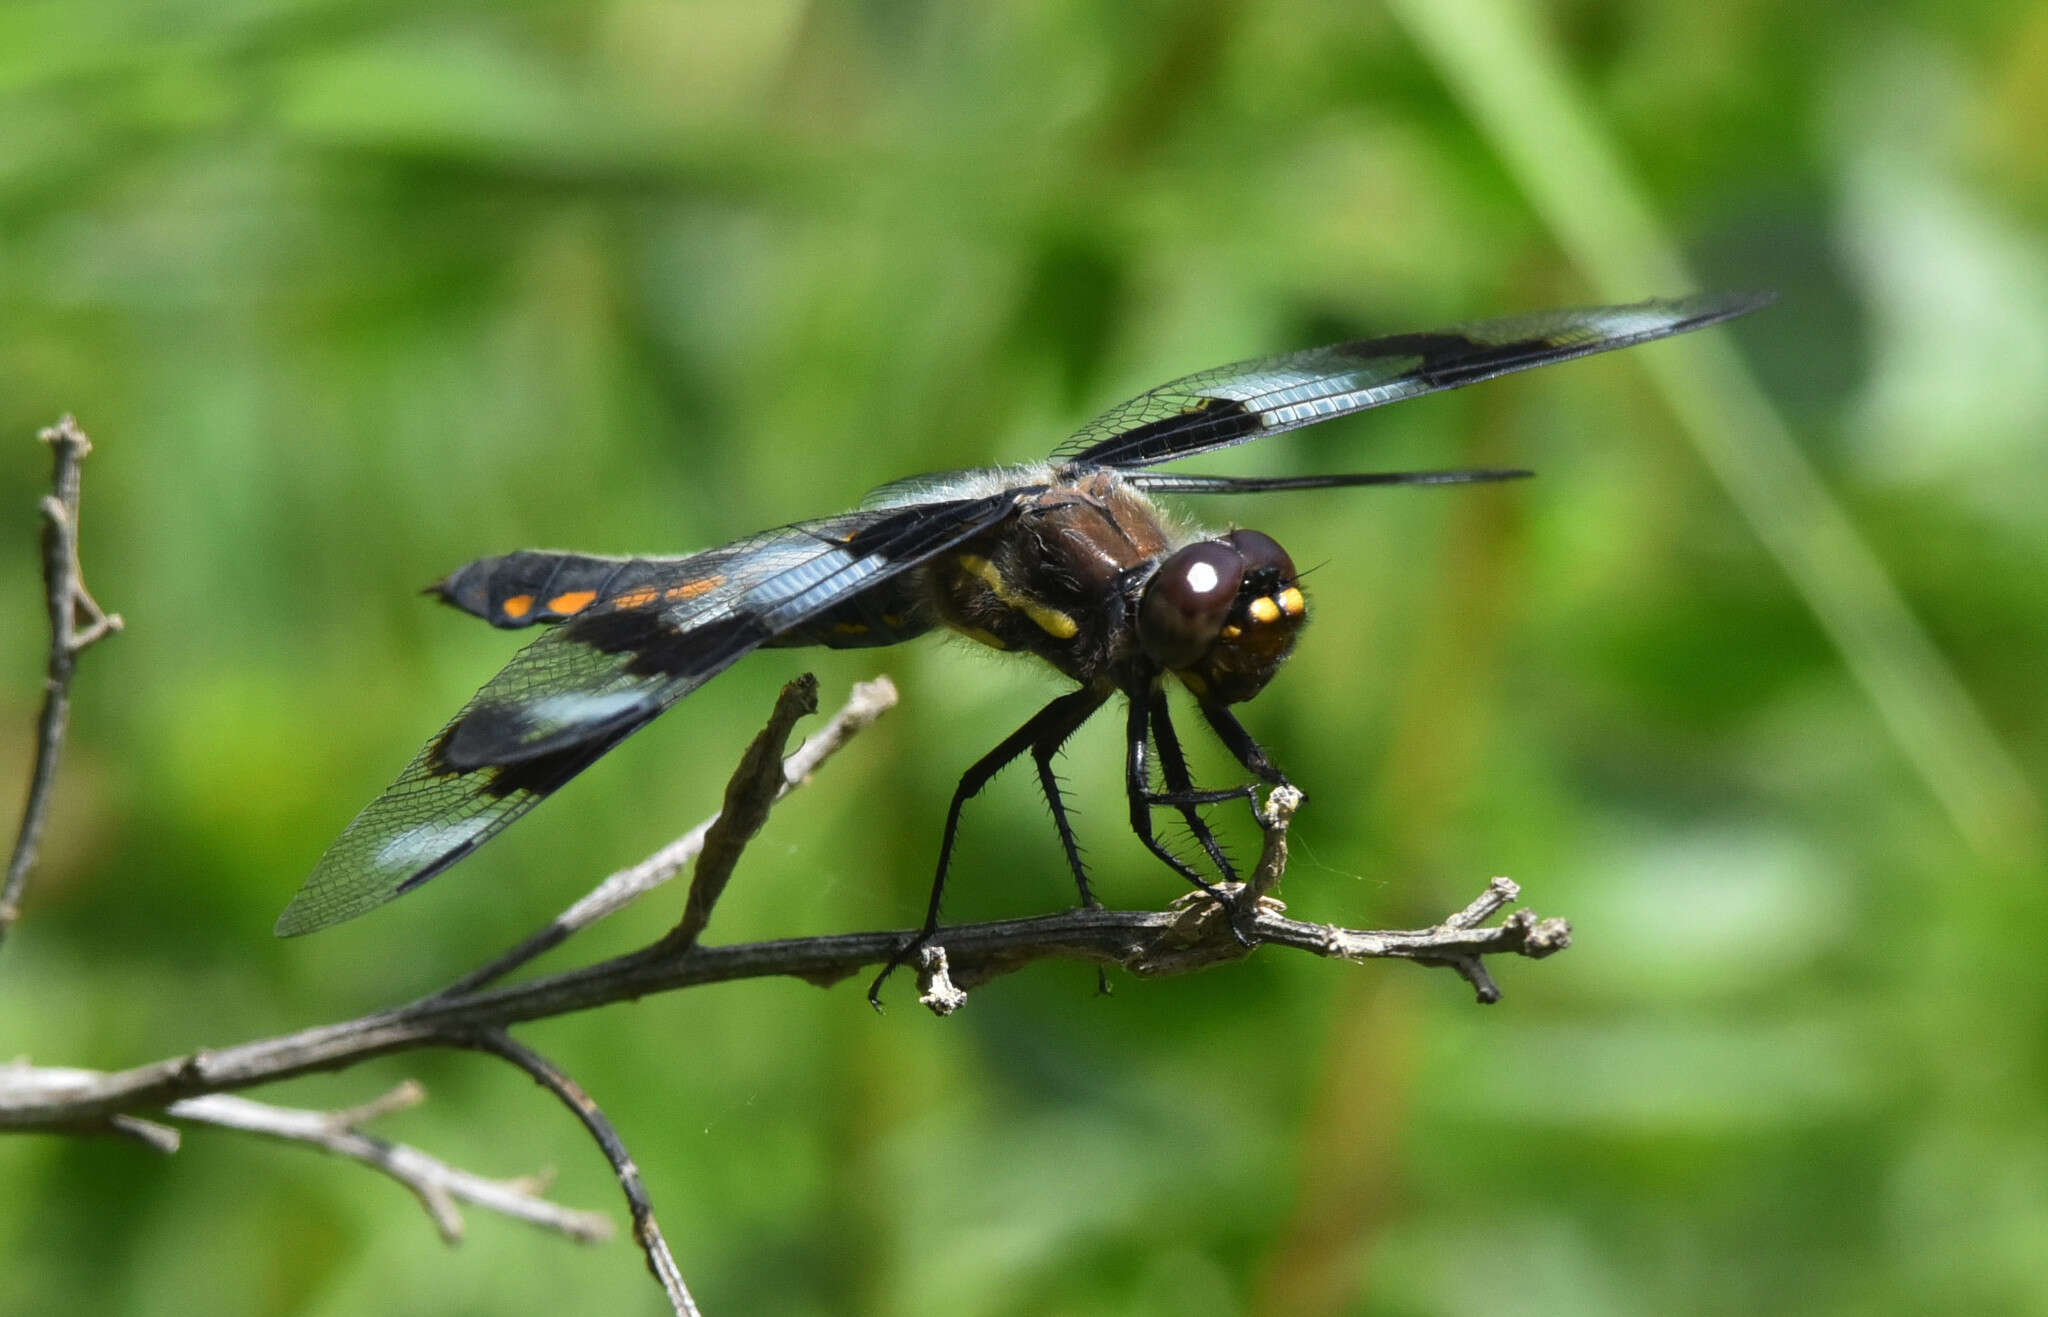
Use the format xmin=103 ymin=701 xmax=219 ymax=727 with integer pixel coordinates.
xmin=436 ymin=676 xmax=898 ymax=999
xmin=4 ymin=1064 xmax=611 ymax=1244
xmin=3 ymin=416 xmax=123 ymax=948
xmin=1245 ymin=783 xmax=1302 ymax=903
xmin=669 ymin=672 xmax=819 ymax=949
xmin=0 ymin=855 xmax=1567 ymax=1132
xmin=170 ymin=1087 xmax=613 ymax=1245
xmin=468 ymin=1031 xmax=698 ymax=1317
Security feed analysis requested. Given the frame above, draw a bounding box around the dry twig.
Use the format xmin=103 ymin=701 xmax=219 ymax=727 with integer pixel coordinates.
xmin=2 ymin=1065 xmax=611 ymax=1244
xmin=3 ymin=416 xmax=122 ymax=946
xmin=467 ymin=1032 xmax=699 ymax=1317
xmin=0 ymin=856 xmax=1568 ymax=1130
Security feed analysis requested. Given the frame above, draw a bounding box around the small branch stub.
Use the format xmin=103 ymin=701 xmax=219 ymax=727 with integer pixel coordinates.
xmin=1247 ymin=783 xmax=1303 ymax=902
xmin=916 ymin=944 xmax=968 ymax=1016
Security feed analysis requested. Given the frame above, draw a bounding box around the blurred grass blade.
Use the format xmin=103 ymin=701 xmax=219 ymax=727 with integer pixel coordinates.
xmin=1390 ymin=0 xmax=2042 ymax=864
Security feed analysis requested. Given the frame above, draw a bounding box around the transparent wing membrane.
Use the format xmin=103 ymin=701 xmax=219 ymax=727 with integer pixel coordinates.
xmin=1054 ymin=293 xmax=1770 ymax=468
xmin=277 ymin=493 xmax=1025 ymax=934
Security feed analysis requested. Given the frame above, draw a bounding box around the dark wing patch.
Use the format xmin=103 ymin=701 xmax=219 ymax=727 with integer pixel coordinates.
xmin=276 ymin=490 xmax=1033 ymax=936
xmin=432 ymin=551 xmax=700 ymax=629
xmin=1053 ymin=293 xmax=1772 ymax=469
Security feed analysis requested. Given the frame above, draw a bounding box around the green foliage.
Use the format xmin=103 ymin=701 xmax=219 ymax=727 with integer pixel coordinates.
xmin=4 ymin=2 xmax=2045 ymax=1313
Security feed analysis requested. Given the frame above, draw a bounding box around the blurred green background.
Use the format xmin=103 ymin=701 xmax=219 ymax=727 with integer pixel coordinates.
xmin=5 ymin=1 xmax=2046 ymax=1313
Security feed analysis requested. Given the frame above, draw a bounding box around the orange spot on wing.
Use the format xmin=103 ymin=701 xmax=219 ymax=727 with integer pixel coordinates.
xmin=547 ymin=590 xmax=597 ymax=615
xmin=613 ymin=585 xmax=659 ymax=609
xmin=501 ymin=594 xmax=534 ymax=620
xmin=665 ymin=577 xmax=722 ymax=602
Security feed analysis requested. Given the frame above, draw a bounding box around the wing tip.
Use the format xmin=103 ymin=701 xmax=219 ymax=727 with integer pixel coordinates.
xmin=273 ymin=887 xmax=352 ymax=937
xmin=1673 ymin=288 xmax=1777 ymax=325
xmin=272 ymin=906 xmax=315 ymax=938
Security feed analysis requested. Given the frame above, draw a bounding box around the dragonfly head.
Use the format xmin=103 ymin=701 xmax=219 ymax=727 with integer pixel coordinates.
xmin=1138 ymin=529 xmax=1305 ymax=704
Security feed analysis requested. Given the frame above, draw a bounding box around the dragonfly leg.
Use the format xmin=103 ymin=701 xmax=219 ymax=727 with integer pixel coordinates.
xmin=1146 ymin=689 xmax=1249 ymax=882
xmin=869 ymin=686 xmax=1107 ymax=1008
xmin=1198 ymin=700 xmax=1295 ymax=794
xmin=1029 ymin=693 xmax=1113 ymax=909
xmin=1124 ymin=698 xmax=1253 ymax=948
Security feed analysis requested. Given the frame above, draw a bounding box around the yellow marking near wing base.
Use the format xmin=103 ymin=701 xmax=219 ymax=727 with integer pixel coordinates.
xmin=613 ymin=585 xmax=659 ymax=609
xmin=834 ymin=621 xmax=870 ymax=636
xmin=957 ymin=553 xmax=1079 ymax=639
xmin=501 ymin=594 xmax=535 ymax=620
xmin=547 ymin=589 xmax=597 ymax=615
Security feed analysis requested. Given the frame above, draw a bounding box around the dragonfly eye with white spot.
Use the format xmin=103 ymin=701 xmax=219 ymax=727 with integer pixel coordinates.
xmin=1139 ymin=541 xmax=1248 ymax=670
xmin=1221 ymin=529 xmax=1295 ymax=594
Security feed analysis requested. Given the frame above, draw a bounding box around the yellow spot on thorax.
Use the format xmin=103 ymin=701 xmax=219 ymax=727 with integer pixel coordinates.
xmin=501 ymin=594 xmax=534 ymax=620
xmin=957 ymin=553 xmax=1079 ymax=640
xmin=547 ymin=590 xmax=597 ymax=615
xmin=613 ymin=585 xmax=659 ymax=609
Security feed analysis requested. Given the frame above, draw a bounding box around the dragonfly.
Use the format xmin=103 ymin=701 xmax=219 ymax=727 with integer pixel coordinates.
xmin=277 ymin=292 xmax=1768 ymax=995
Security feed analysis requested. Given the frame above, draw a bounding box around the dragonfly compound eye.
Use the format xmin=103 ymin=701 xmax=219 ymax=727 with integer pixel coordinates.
xmin=1222 ymin=529 xmax=1295 ymax=592
xmin=1139 ymin=540 xmax=1247 ymax=671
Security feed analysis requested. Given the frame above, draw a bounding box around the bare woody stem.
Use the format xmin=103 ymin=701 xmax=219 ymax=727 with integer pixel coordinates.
xmin=467 ymin=1031 xmax=701 ymax=1317
xmin=0 ymin=867 xmax=1568 ymax=1131
xmin=668 ymin=673 xmax=818 ymax=949
xmin=3 ymin=417 xmax=122 ymax=947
